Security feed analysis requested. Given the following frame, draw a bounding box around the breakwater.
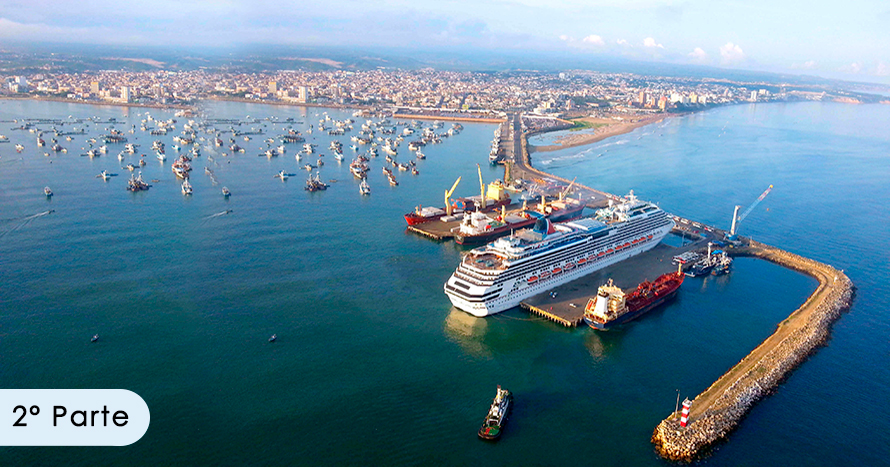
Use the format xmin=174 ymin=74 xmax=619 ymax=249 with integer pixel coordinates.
xmin=651 ymin=240 xmax=854 ymax=461
xmin=515 ymin=113 xmax=855 ymax=461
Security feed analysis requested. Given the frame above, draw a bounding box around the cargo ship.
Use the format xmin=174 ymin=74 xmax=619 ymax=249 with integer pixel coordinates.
xmin=582 ymin=269 xmax=684 ymax=330
xmin=478 ymin=386 xmax=512 ymax=440
xmin=404 ymin=176 xmax=512 ymax=226
xmin=454 ymin=196 xmax=585 ymax=245
xmin=445 ymin=191 xmax=674 ymax=317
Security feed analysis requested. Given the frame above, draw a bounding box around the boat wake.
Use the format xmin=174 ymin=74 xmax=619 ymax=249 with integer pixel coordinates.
xmin=202 ymin=210 xmax=233 ymax=222
xmin=0 ymin=210 xmax=54 ymax=238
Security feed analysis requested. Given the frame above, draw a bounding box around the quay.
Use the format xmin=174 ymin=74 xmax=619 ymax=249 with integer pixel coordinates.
xmin=501 ymin=112 xmax=855 ymax=460
xmin=521 ymin=231 xmax=712 ymax=327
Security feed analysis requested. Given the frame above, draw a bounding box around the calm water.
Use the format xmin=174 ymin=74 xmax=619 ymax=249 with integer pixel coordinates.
xmin=0 ymin=100 xmax=886 ymax=465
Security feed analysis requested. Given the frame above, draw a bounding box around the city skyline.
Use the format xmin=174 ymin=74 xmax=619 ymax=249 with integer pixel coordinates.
xmin=1 ymin=0 xmax=889 ymax=83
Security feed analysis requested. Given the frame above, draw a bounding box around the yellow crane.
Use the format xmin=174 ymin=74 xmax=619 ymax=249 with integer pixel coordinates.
xmin=476 ymin=163 xmax=486 ymax=210
xmin=559 ymin=177 xmax=577 ymax=201
xmin=445 ymin=176 xmax=461 ymax=216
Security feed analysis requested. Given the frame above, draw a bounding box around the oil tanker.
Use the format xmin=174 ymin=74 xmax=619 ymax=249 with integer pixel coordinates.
xmin=583 ymin=270 xmax=684 ymax=330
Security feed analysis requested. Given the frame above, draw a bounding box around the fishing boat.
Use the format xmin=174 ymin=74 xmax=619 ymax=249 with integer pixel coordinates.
xmin=305 ymin=173 xmax=329 ymax=192
xmin=478 ymin=386 xmax=512 ymax=440
xmin=181 ymin=179 xmax=193 ymax=195
xmin=44 ymin=186 xmax=53 ymax=197
xmin=127 ymin=172 xmax=151 ymax=192
xmin=360 ymin=179 xmax=371 ymax=195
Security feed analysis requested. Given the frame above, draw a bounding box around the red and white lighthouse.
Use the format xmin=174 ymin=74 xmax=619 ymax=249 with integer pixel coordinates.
xmin=679 ymin=398 xmax=692 ymax=427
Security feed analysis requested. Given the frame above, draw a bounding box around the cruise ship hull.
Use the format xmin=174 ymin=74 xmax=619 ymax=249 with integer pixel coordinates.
xmin=445 ymin=223 xmax=672 ymax=316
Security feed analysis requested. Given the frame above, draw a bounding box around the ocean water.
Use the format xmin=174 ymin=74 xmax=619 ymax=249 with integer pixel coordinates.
xmin=0 ymin=100 xmax=886 ymax=466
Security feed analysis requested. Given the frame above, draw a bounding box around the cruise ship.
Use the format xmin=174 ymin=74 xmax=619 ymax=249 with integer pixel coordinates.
xmin=444 ymin=191 xmax=674 ymax=317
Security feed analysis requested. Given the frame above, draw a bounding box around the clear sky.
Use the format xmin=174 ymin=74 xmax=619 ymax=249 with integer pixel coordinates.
xmin=1 ymin=0 xmax=888 ymax=82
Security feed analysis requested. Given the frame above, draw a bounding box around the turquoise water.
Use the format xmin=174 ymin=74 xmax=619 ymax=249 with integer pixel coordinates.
xmin=0 ymin=100 xmax=886 ymax=465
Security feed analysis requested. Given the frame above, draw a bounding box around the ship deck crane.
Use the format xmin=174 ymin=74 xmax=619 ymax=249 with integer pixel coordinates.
xmin=558 ymin=178 xmax=577 ymax=201
xmin=445 ymin=177 xmax=461 ymax=216
xmin=729 ymin=184 xmax=773 ymax=239
xmin=477 ymin=164 xmax=486 ymax=210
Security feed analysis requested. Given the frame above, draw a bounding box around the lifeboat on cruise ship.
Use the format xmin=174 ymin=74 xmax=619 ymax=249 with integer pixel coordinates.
xmin=528 ymin=276 xmax=538 ymax=284
xmin=539 ymin=271 xmax=551 ymax=280
xmin=564 ymin=263 xmax=575 ymax=270
xmin=647 ymin=234 xmax=654 ymax=240
xmin=552 ymin=267 xmax=563 ymax=275
xmin=606 ymin=248 xmax=614 ymax=254
xmin=577 ymin=258 xmax=587 ymax=265
xmin=597 ymin=251 xmax=605 ymax=257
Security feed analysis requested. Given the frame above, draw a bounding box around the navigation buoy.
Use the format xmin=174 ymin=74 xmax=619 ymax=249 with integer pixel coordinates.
xmin=680 ymin=399 xmax=692 ymax=427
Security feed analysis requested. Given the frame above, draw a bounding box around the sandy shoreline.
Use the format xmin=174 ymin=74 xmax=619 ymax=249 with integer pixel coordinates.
xmin=530 ymin=114 xmax=672 ymax=153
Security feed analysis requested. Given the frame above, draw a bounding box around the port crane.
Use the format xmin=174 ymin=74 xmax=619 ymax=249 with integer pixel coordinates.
xmin=477 ymin=164 xmax=487 ymax=209
xmin=728 ymin=185 xmax=773 ymax=239
xmin=558 ymin=178 xmax=577 ymax=201
xmin=445 ymin=177 xmax=462 ymax=216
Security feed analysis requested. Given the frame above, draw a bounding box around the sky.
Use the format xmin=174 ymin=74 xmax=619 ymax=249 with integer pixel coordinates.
xmin=1 ymin=0 xmax=889 ymax=83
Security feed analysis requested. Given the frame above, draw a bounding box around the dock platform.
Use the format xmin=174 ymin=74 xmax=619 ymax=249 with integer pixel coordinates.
xmin=521 ymin=231 xmax=714 ymax=327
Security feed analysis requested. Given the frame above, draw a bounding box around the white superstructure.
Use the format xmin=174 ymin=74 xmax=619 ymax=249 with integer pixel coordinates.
xmin=444 ymin=191 xmax=674 ymax=316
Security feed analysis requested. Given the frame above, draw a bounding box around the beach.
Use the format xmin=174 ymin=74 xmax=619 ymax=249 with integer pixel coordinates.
xmin=530 ymin=113 xmax=671 ymax=152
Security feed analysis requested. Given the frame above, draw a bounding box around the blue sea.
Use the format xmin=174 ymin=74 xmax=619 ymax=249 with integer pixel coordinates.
xmin=0 ymin=100 xmax=887 ymax=465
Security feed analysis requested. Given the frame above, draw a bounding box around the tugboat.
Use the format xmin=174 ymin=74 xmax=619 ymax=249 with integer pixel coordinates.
xmin=711 ymin=251 xmax=733 ymax=275
xmin=478 ymin=386 xmax=512 ymax=440
xmin=583 ymin=268 xmax=684 ymax=330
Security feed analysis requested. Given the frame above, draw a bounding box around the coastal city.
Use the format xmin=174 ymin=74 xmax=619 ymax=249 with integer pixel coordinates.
xmin=2 ymin=63 xmax=877 ymax=122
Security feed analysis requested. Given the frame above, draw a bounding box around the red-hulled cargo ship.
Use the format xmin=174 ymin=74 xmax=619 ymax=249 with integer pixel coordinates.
xmin=404 ymin=179 xmax=512 ymax=226
xmin=583 ymin=270 xmax=684 ymax=330
xmin=454 ymin=198 xmax=586 ymax=245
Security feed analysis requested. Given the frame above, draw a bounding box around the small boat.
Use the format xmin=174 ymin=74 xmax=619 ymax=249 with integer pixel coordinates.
xmin=222 ymin=187 xmax=231 ymax=197
xmin=275 ymin=170 xmax=289 ymax=181
xmin=478 ymin=386 xmax=512 ymax=440
xmin=388 ymin=174 xmax=399 ymax=186
xmin=181 ymin=179 xmax=193 ymax=195
xmin=303 ymin=164 xmax=313 ymax=171
xmin=97 ymin=170 xmax=111 ymax=181
xmin=268 ymin=334 xmax=277 ymax=343
xmin=157 ymin=152 xmax=166 ymax=161
xmin=360 ymin=179 xmax=371 ymax=195
xmin=139 ymin=158 xmax=146 ymax=167
xmin=91 ymin=334 xmax=99 ymax=343
xmin=415 ymin=151 xmax=426 ymax=160
xmin=44 ymin=186 xmax=53 ymax=197
xmin=411 ymin=167 xmax=419 ymax=175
